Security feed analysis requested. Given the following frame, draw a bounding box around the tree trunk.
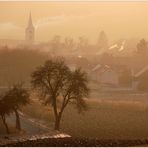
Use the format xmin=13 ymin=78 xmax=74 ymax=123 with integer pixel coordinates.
xmin=1 ymin=115 xmax=10 ymax=134
xmin=14 ymin=109 xmax=21 ymax=130
xmin=53 ymin=98 xmax=66 ymax=131
xmin=52 ymin=96 xmax=60 ymax=130
xmin=54 ymin=116 xmax=61 ymax=131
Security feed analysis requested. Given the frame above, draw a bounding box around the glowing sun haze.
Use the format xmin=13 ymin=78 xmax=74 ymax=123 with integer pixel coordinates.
xmin=0 ymin=2 xmax=148 ymax=42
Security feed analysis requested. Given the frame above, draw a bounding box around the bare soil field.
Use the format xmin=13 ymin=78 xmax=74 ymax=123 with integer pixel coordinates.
xmin=1 ymin=91 xmax=148 ymax=146
xmin=4 ymin=137 xmax=148 ymax=147
xmin=22 ymin=92 xmax=148 ymax=139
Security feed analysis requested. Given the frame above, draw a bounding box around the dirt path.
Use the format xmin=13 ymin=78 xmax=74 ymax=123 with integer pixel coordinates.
xmin=0 ymin=112 xmax=70 ymax=146
xmin=6 ymin=111 xmax=51 ymax=134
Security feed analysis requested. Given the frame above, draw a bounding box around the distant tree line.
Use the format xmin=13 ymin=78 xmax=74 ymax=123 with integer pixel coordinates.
xmin=0 ymin=49 xmax=49 ymax=87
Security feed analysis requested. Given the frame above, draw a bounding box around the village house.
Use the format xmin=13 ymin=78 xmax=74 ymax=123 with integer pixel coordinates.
xmin=132 ymin=65 xmax=148 ymax=91
xmin=90 ymin=64 xmax=119 ymax=87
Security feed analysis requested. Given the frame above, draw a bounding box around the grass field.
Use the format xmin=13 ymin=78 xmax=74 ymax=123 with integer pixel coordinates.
xmin=21 ymin=91 xmax=148 ymax=139
xmin=1 ymin=91 xmax=148 ymax=139
xmin=61 ymin=99 xmax=148 ymax=139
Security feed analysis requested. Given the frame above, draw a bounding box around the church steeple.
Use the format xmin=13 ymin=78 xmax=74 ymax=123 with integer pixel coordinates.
xmin=25 ymin=12 xmax=35 ymax=44
xmin=28 ymin=12 xmax=33 ymax=27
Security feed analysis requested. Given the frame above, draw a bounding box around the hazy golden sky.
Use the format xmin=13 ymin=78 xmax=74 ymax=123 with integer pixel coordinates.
xmin=0 ymin=2 xmax=148 ymax=42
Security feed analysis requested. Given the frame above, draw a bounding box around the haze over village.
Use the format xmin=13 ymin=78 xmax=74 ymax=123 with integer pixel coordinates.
xmin=0 ymin=2 xmax=148 ymax=147
xmin=0 ymin=4 xmax=148 ymax=91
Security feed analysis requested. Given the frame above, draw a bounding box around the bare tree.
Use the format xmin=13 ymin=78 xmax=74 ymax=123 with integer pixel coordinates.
xmin=64 ymin=37 xmax=75 ymax=50
xmin=50 ymin=35 xmax=62 ymax=54
xmin=137 ymin=38 xmax=148 ymax=54
xmin=31 ymin=58 xmax=89 ymax=130
xmin=3 ymin=83 xmax=30 ymax=130
xmin=0 ymin=97 xmax=11 ymax=134
xmin=77 ymin=36 xmax=89 ymax=51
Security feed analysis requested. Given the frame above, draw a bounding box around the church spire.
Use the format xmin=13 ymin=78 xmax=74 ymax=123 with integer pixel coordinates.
xmin=28 ymin=12 xmax=33 ymax=27
xmin=25 ymin=12 xmax=35 ymax=44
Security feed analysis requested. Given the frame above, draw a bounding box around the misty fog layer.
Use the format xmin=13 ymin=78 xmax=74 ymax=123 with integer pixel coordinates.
xmin=0 ymin=2 xmax=148 ymax=42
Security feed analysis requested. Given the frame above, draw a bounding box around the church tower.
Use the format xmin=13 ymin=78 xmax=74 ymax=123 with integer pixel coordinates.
xmin=25 ymin=12 xmax=35 ymax=44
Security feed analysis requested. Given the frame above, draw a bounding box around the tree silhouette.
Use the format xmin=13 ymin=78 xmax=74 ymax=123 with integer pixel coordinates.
xmin=0 ymin=97 xmax=11 ymax=134
xmin=31 ymin=58 xmax=89 ymax=130
xmin=3 ymin=83 xmax=30 ymax=130
xmin=64 ymin=37 xmax=75 ymax=50
xmin=137 ymin=39 xmax=148 ymax=54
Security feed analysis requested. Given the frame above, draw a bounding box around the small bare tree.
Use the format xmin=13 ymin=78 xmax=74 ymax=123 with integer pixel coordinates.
xmin=3 ymin=83 xmax=30 ymax=130
xmin=0 ymin=97 xmax=11 ymax=134
xmin=31 ymin=58 xmax=89 ymax=130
